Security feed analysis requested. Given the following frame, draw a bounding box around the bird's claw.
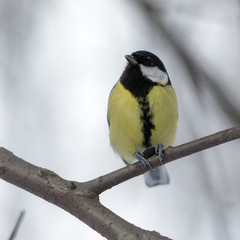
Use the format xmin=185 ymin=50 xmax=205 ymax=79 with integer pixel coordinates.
xmin=135 ymin=149 xmax=152 ymax=168
xmin=155 ymin=143 xmax=164 ymax=165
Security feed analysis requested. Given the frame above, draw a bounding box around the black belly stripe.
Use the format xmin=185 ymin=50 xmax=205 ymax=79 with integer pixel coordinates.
xmin=120 ymin=64 xmax=158 ymax=147
xmin=138 ymin=97 xmax=155 ymax=148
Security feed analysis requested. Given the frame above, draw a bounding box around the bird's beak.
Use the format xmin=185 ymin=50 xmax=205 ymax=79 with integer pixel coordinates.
xmin=125 ymin=54 xmax=138 ymax=65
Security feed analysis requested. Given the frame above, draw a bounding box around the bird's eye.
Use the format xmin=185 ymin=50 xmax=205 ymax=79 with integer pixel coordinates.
xmin=141 ymin=57 xmax=153 ymax=66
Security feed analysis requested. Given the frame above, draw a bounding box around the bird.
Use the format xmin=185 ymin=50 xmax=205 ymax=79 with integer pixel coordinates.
xmin=107 ymin=50 xmax=178 ymax=187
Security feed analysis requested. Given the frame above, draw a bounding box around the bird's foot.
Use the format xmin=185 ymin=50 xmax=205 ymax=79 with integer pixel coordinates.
xmin=135 ymin=149 xmax=152 ymax=168
xmin=155 ymin=143 xmax=164 ymax=165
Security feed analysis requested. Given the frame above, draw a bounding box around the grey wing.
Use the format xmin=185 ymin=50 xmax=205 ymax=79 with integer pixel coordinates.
xmin=107 ymin=82 xmax=118 ymax=128
xmin=107 ymin=115 xmax=110 ymax=127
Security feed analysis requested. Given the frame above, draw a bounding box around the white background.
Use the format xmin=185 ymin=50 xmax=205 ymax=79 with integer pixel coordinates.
xmin=0 ymin=1 xmax=239 ymax=239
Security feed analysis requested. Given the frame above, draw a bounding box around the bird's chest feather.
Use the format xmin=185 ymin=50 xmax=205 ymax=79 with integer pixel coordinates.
xmin=108 ymin=81 xmax=178 ymax=163
xmin=108 ymin=82 xmax=143 ymax=162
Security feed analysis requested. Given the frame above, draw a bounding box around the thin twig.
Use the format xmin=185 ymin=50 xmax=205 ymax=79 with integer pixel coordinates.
xmin=9 ymin=210 xmax=25 ymax=240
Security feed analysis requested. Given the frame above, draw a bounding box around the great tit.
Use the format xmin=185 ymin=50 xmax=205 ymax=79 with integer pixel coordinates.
xmin=107 ymin=50 xmax=178 ymax=187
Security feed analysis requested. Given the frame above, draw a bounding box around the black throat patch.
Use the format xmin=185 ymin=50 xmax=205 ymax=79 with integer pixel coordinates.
xmin=120 ymin=64 xmax=157 ymax=98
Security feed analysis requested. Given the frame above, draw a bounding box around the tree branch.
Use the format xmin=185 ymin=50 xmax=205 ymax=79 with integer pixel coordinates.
xmin=86 ymin=125 xmax=240 ymax=194
xmin=0 ymin=126 xmax=239 ymax=239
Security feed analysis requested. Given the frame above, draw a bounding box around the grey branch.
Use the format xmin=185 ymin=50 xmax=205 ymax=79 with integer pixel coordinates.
xmin=0 ymin=126 xmax=240 ymax=240
xmin=9 ymin=210 xmax=25 ymax=240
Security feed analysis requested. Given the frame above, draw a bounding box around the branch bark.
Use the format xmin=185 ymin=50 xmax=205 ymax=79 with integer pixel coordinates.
xmin=0 ymin=126 xmax=239 ymax=239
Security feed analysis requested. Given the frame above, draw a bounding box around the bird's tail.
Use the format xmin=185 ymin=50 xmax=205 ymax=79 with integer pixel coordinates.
xmin=144 ymin=165 xmax=170 ymax=187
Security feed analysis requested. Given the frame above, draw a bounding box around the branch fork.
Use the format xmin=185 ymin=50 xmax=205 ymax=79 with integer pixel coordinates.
xmin=1 ymin=126 xmax=240 ymax=239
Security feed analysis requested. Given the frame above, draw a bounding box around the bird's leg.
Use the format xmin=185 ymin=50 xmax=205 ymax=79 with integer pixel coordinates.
xmin=135 ymin=149 xmax=152 ymax=168
xmin=155 ymin=143 xmax=164 ymax=165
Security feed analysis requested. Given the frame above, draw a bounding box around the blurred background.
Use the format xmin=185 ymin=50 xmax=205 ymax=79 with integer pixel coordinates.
xmin=0 ymin=0 xmax=239 ymax=239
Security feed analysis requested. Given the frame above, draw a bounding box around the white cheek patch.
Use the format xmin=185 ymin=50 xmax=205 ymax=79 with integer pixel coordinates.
xmin=139 ymin=64 xmax=168 ymax=86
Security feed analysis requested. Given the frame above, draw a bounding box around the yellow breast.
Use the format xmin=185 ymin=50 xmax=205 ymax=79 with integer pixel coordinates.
xmin=107 ymin=80 xmax=178 ymax=164
xmin=148 ymin=85 xmax=178 ymax=148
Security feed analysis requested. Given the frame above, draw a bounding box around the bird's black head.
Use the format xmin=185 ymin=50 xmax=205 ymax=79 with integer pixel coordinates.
xmin=120 ymin=50 xmax=171 ymax=97
xmin=126 ymin=51 xmax=167 ymax=72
